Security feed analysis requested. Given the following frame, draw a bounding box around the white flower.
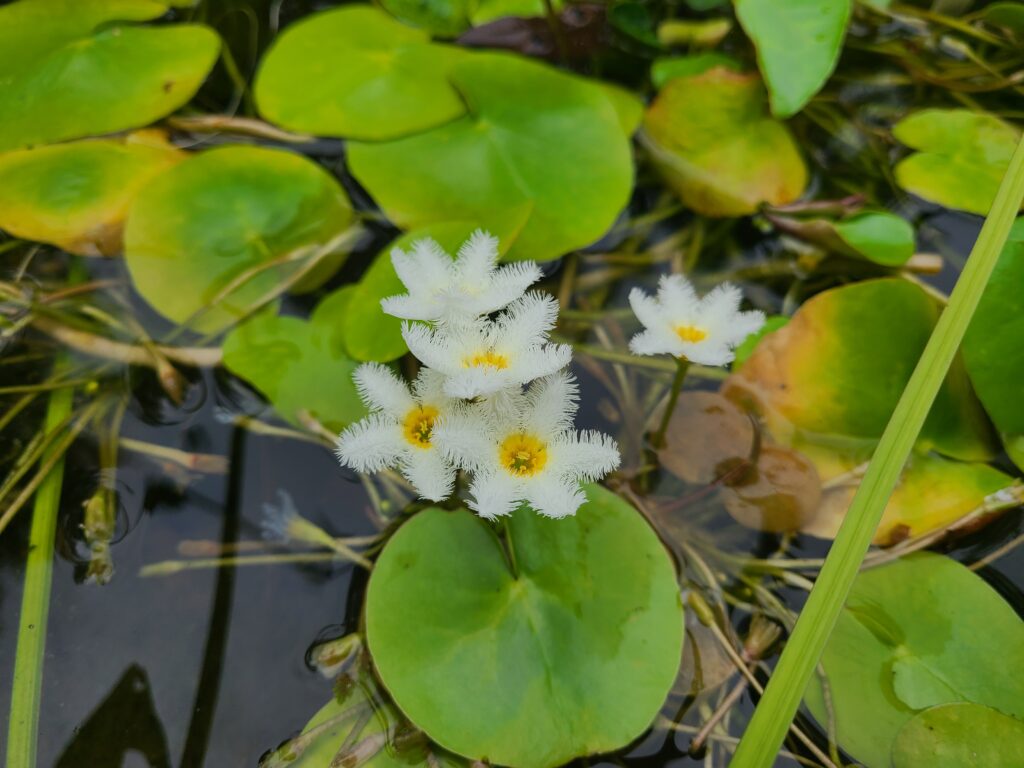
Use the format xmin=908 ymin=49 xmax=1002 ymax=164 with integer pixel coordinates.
xmin=380 ymin=230 xmax=542 ymax=325
xmin=334 ymin=364 xmax=459 ymax=502
xmin=433 ymin=373 xmax=620 ymax=519
xmin=628 ymin=275 xmax=765 ymax=366
xmin=401 ymin=292 xmax=572 ymax=400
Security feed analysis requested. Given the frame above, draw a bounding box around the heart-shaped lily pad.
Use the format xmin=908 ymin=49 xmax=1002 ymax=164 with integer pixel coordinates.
xmin=222 ymin=288 xmax=365 ymax=432
xmin=255 ymin=6 xmax=467 ymax=141
xmin=0 ymin=0 xmax=219 ymax=151
xmin=0 ymin=132 xmax=182 ymax=256
xmin=344 ymin=222 xmax=514 ymax=363
xmin=963 ymin=217 xmax=1024 ymax=470
xmin=892 ymin=703 xmax=1024 ymax=768
xmin=803 ymin=553 xmax=1024 ymax=768
xmin=724 ymin=278 xmax=1007 ymax=544
xmin=650 ymin=53 xmax=740 ymax=88
xmin=125 ymin=145 xmax=354 ymax=333
xmin=734 ymin=0 xmax=850 ymax=117
xmin=641 ymin=67 xmax=807 ymax=217
xmin=893 ymin=109 xmax=1022 ymax=216
xmin=348 ymin=52 xmax=633 ymax=262
xmin=366 ymin=485 xmax=683 ymax=768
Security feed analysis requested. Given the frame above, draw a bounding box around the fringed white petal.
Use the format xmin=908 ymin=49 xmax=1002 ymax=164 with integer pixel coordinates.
xmin=682 ymin=341 xmax=735 ymax=367
xmin=334 ymin=414 xmax=405 ymax=473
xmin=401 ymin=322 xmax=458 ymax=372
xmin=657 ymin=273 xmax=700 ymax=312
xmin=410 ymin=366 xmax=449 ymax=405
xmin=380 ymin=293 xmax=440 ymax=321
xmin=522 ymin=372 xmax=578 ymax=438
xmin=454 ymin=229 xmax=500 ymax=286
xmin=512 ymin=343 xmax=573 ymax=385
xmin=352 ymin=363 xmax=414 ymax=416
xmin=401 ymin=448 xmax=456 ymax=502
xmin=467 ymin=471 xmax=523 ymax=520
xmin=492 ymin=292 xmax=560 ymax=351
xmin=523 ymin=475 xmax=587 ymax=519
xmin=629 ymin=328 xmax=682 ymax=357
xmin=628 ymin=287 xmax=664 ymax=330
xmin=433 ymin=410 xmax=496 ymax=470
xmin=548 ymin=430 xmax=621 ymax=482
xmin=469 ymin=261 xmax=543 ymax=316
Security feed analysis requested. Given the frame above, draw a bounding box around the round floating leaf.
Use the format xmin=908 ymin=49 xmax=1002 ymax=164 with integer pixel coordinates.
xmin=963 ymin=218 xmax=1024 ymax=470
xmin=982 ymin=2 xmax=1024 ymax=38
xmin=733 ymin=314 xmax=788 ymax=365
xmin=0 ymin=132 xmax=182 ymax=256
xmin=255 ymin=6 xmax=467 ymax=140
xmin=894 ymin=109 xmax=1022 ymax=216
xmin=0 ymin=0 xmax=219 ymax=151
xmin=381 ymin=0 xmax=474 ymax=37
xmin=348 ymin=52 xmax=633 ymax=262
xmin=222 ymin=289 xmax=365 ymax=432
xmin=366 ymin=485 xmax=683 ymax=768
xmin=125 ymin=145 xmax=354 ymax=333
xmin=803 ymin=553 xmax=1024 ymax=768
xmin=734 ymin=0 xmax=850 ymax=118
xmin=471 ymin=0 xmax=559 ymax=25
xmin=729 ymin=278 xmax=994 ymax=462
xmin=642 ymin=68 xmax=807 ymax=217
xmin=768 ymin=210 xmax=916 ymax=266
xmin=344 ymin=222 xmax=513 ymax=363
xmin=892 ymin=703 xmax=1024 ymax=768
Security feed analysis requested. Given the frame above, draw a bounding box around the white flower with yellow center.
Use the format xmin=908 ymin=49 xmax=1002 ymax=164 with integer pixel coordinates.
xmin=334 ymin=363 xmax=458 ymax=502
xmin=380 ymin=230 xmax=542 ymax=325
xmin=401 ymin=292 xmax=572 ymax=399
xmin=628 ymin=275 xmax=765 ymax=366
xmin=434 ymin=373 xmax=620 ymax=519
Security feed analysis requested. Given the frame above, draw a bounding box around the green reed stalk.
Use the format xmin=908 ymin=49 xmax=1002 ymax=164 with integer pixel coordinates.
xmin=5 ymin=383 xmax=74 ymax=768
xmin=732 ymin=135 xmax=1024 ymax=767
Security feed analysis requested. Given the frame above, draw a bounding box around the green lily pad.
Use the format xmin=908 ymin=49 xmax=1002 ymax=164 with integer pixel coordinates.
xmin=981 ymin=2 xmax=1024 ymax=39
xmin=803 ymin=553 xmax=1024 ymax=768
xmin=892 ymin=703 xmax=1024 ymax=768
xmin=254 ymin=6 xmax=466 ymax=141
xmin=348 ymin=52 xmax=633 ymax=262
xmin=769 ymin=210 xmax=916 ymax=266
xmin=222 ymin=288 xmax=365 ymax=432
xmin=472 ymin=0 xmax=561 ymax=25
xmin=893 ymin=109 xmax=1022 ymax=216
xmin=963 ymin=218 xmax=1024 ymax=470
xmin=734 ymin=0 xmax=850 ymax=118
xmin=0 ymin=0 xmax=219 ymax=151
xmin=344 ymin=222 xmax=514 ymax=363
xmin=0 ymin=132 xmax=182 ymax=256
xmin=642 ymin=68 xmax=807 ymax=217
xmin=650 ymin=53 xmax=740 ymax=88
xmin=125 ymin=145 xmax=354 ymax=333
xmin=380 ymin=0 xmax=474 ymax=37
xmin=366 ymin=485 xmax=683 ymax=768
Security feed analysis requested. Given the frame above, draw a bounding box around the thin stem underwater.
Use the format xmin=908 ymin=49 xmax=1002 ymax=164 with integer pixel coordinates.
xmin=731 ymin=136 xmax=1024 ymax=766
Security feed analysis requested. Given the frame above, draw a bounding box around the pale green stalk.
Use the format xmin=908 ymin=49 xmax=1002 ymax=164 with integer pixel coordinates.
xmin=5 ymin=384 xmax=74 ymax=768
xmin=732 ymin=135 xmax=1024 ymax=766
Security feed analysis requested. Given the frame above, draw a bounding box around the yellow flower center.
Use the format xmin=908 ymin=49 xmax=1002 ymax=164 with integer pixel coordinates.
xmin=499 ymin=433 xmax=548 ymax=477
xmin=463 ymin=350 xmax=509 ymax=369
xmin=402 ymin=405 xmax=439 ymax=449
xmin=675 ymin=324 xmax=708 ymax=343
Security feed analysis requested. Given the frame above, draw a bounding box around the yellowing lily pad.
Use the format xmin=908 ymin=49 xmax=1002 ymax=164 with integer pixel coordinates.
xmin=222 ymin=289 xmax=365 ymax=432
xmin=892 ymin=703 xmax=1024 ymax=768
xmin=642 ymin=68 xmax=807 ymax=217
xmin=894 ymin=109 xmax=1022 ymax=216
xmin=803 ymin=553 xmax=1024 ymax=768
xmin=124 ymin=145 xmax=354 ymax=333
xmin=0 ymin=0 xmax=219 ymax=151
xmin=963 ymin=217 xmax=1024 ymax=470
xmin=0 ymin=132 xmax=182 ymax=256
xmin=724 ymin=278 xmax=1007 ymax=544
xmin=767 ymin=210 xmax=916 ymax=266
xmin=254 ymin=6 xmax=467 ymax=141
xmin=734 ymin=0 xmax=851 ymax=118
xmin=366 ymin=485 xmax=683 ymax=768
xmin=348 ymin=52 xmax=633 ymax=262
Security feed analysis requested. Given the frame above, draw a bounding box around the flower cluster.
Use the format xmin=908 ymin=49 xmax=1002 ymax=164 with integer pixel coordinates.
xmin=335 ymin=230 xmax=620 ymax=519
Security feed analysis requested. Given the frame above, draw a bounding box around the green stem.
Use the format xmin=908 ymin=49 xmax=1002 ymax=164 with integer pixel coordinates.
xmin=5 ymin=383 xmax=74 ymax=768
xmin=652 ymin=358 xmax=690 ymax=448
xmin=731 ymin=136 xmax=1024 ymax=766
